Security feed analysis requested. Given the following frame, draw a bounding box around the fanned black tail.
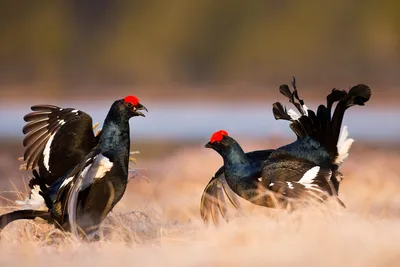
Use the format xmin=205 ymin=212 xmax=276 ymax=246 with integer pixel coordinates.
xmin=272 ymin=77 xmax=371 ymax=165
xmin=0 ymin=210 xmax=50 ymax=231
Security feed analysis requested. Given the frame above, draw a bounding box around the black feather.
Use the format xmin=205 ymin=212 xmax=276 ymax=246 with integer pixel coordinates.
xmin=279 ymin=84 xmax=293 ymax=100
xmin=348 ymin=84 xmax=372 ymax=106
xmin=23 ymin=125 xmax=48 ymax=146
xmin=30 ymin=105 xmax=59 ymax=112
xmin=24 ymin=112 xmax=50 ymax=122
xmin=331 ymin=84 xmax=372 ymax=149
xmin=326 ymin=89 xmax=347 ymax=111
xmin=279 ymin=78 xmax=307 ymax=116
xmin=22 ymin=120 xmax=48 ymax=134
xmin=276 ymin=78 xmax=372 ymax=168
xmin=291 ymin=76 xmax=307 ymax=114
xmin=272 ymin=102 xmax=292 ymax=121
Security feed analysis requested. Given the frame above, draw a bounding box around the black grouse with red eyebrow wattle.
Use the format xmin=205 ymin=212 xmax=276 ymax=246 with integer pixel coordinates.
xmin=202 ymin=78 xmax=371 ymax=223
xmin=0 ymin=96 xmax=148 ymax=239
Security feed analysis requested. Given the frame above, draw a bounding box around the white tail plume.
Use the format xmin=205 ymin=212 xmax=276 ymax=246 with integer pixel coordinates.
xmin=335 ymin=126 xmax=354 ymax=165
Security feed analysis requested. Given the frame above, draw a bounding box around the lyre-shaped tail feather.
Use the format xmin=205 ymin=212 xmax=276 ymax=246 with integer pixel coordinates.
xmin=275 ymin=76 xmax=309 ymax=122
xmin=272 ymin=102 xmax=292 ymax=121
xmin=274 ymin=78 xmax=371 ymax=167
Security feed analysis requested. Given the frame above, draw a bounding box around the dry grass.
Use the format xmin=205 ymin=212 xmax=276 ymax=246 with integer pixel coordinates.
xmin=0 ymin=141 xmax=400 ymax=267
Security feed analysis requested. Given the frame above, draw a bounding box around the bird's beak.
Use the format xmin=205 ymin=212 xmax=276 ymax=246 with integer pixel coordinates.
xmin=205 ymin=142 xmax=212 ymax=148
xmin=135 ymin=104 xmax=148 ymax=117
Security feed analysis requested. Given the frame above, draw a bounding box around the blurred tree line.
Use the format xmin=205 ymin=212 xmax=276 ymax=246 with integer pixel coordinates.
xmin=0 ymin=0 xmax=399 ymax=94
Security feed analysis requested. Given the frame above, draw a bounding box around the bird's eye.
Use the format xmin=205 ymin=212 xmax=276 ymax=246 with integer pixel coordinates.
xmin=127 ymin=103 xmax=133 ymax=108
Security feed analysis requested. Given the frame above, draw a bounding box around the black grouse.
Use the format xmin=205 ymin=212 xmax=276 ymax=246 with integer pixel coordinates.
xmin=200 ymin=79 xmax=300 ymax=224
xmin=0 ymin=96 xmax=147 ymax=238
xmin=200 ymin=132 xmax=274 ymax=224
xmin=201 ymin=80 xmax=371 ymax=223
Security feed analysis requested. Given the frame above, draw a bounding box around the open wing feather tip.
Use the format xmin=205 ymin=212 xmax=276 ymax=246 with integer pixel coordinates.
xmin=21 ymin=104 xmax=97 ymax=186
xmin=200 ymin=173 xmax=242 ymax=224
xmin=219 ymin=176 xmax=241 ymax=210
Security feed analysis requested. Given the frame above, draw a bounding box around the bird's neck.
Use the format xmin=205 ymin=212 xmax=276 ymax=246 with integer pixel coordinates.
xmin=221 ymin=143 xmax=261 ymax=200
xmin=99 ymin=110 xmax=130 ymax=154
xmin=222 ymin=142 xmax=250 ymax=168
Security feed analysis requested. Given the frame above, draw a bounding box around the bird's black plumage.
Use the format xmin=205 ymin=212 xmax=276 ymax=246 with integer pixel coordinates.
xmin=200 ymin=149 xmax=274 ymax=224
xmin=272 ymin=79 xmax=371 ymax=192
xmin=202 ymin=78 xmax=371 ymax=224
xmin=22 ymin=105 xmax=99 ymax=185
xmin=0 ymin=97 xmax=147 ymax=238
xmin=260 ymin=137 xmax=337 ymax=204
xmin=204 ymin=135 xmax=280 ymax=210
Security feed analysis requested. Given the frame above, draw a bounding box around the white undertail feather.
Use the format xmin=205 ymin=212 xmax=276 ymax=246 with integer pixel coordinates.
xmin=288 ymin=104 xmax=308 ymax=121
xmin=15 ymin=185 xmax=47 ymax=211
xmin=288 ymin=109 xmax=301 ymax=120
xmin=335 ymin=126 xmax=354 ymax=165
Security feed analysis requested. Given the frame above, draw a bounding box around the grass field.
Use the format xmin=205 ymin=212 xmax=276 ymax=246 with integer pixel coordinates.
xmin=0 ymin=139 xmax=399 ymax=267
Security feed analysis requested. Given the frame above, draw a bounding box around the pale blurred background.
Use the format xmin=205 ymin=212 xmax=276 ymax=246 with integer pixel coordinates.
xmin=0 ymin=1 xmax=399 ymax=97
xmin=0 ymin=3 xmax=400 ymax=266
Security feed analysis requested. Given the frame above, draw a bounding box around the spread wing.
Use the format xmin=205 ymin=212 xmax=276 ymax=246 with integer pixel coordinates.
xmin=200 ymin=168 xmax=241 ymax=225
xmin=22 ymin=105 xmax=99 ymax=185
xmin=200 ymin=149 xmax=275 ymax=225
